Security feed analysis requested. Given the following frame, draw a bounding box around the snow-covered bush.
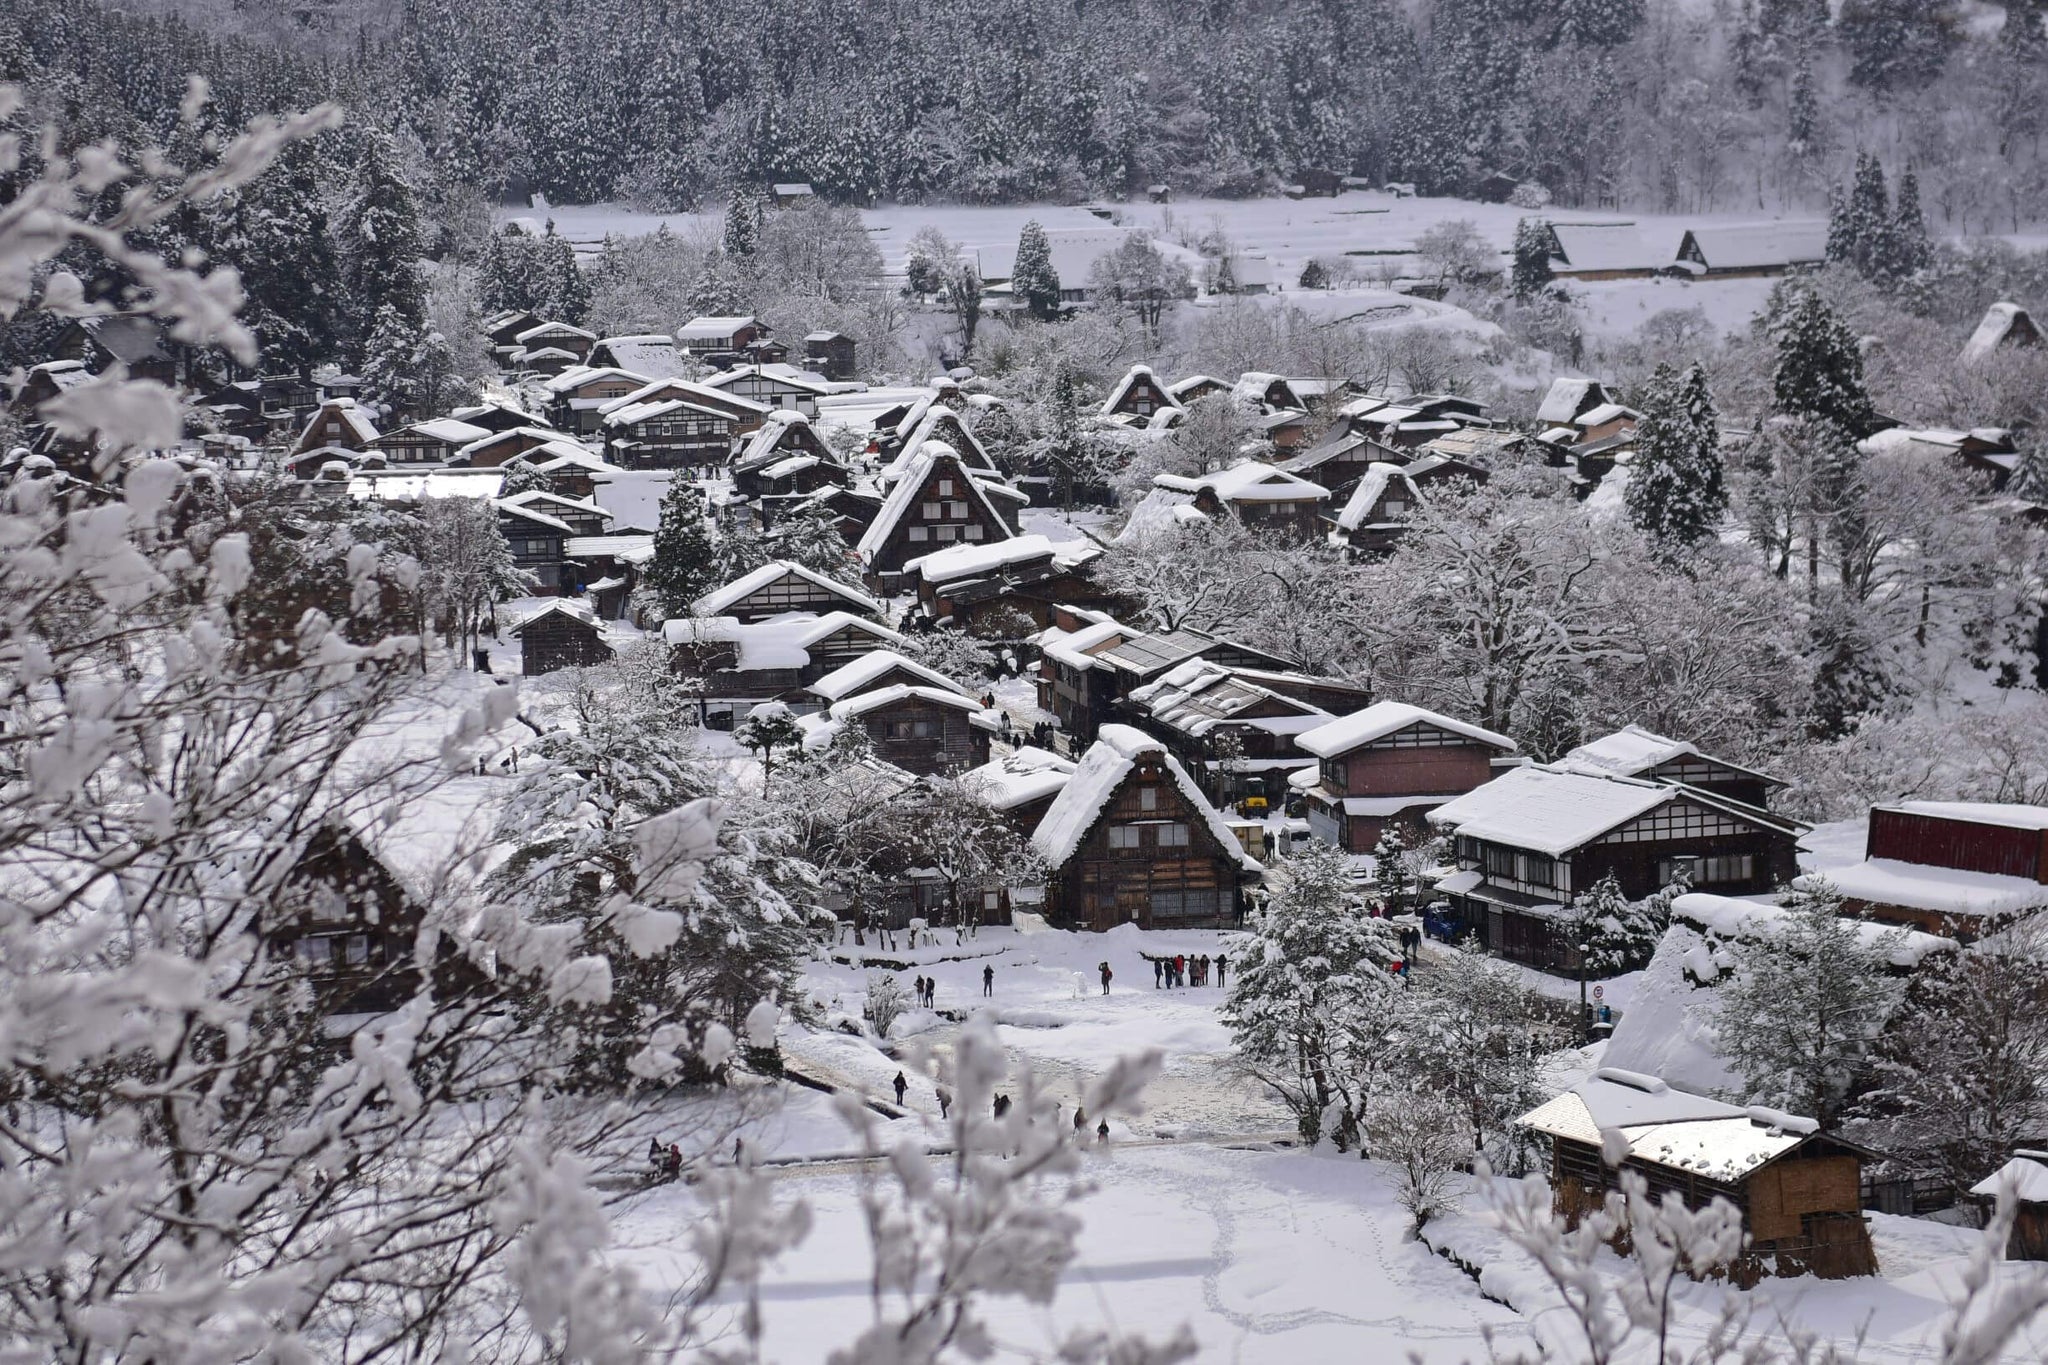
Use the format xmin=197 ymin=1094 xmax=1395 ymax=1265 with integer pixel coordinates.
xmin=865 ymin=971 xmax=910 ymax=1036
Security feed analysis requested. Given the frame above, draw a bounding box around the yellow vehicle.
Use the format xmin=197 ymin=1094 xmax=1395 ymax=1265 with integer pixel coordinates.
xmin=1239 ymin=794 xmax=1270 ymax=814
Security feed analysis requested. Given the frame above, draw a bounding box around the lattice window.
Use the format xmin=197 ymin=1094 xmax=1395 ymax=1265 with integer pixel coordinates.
xmin=1363 ymin=724 xmax=1469 ymax=750
xmin=1598 ymin=800 xmax=1750 ymax=844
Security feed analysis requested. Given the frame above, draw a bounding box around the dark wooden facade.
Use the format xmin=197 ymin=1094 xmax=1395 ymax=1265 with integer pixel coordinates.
xmin=1041 ymin=749 xmax=1250 ymax=932
xmin=805 ymin=331 xmax=857 ymax=381
xmin=512 ymin=606 xmax=614 ymax=674
xmin=839 ymin=690 xmax=989 ymax=776
xmin=602 ymin=401 xmax=737 ymax=470
xmin=1868 ymin=806 xmax=2048 ymax=884
xmin=1103 ymin=366 xmax=1178 ymax=422
xmin=859 ymin=452 xmax=1014 ymax=587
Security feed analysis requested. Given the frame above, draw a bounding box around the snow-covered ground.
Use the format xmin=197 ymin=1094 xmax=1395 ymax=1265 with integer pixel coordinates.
xmin=507 ymin=190 xmax=1811 ymax=343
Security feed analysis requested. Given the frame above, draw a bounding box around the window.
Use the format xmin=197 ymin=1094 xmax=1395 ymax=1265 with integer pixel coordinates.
xmin=345 ymin=934 xmax=371 ymax=966
xmin=1383 ymin=498 xmax=1408 ymax=517
xmin=1660 ymin=854 xmax=1753 ymax=886
xmin=983 ymin=891 xmax=1001 ymax=910
xmin=1151 ymin=888 xmax=1223 ymax=921
xmin=937 ymin=479 xmax=955 ymax=495
xmin=908 ymin=526 xmax=929 ymax=542
xmin=947 ymin=501 xmax=968 ymax=518
xmin=965 ymin=525 xmax=984 ymax=540
xmin=922 ymin=502 xmax=943 ymax=518
xmin=1157 ymin=822 xmax=1190 ymax=847
xmin=912 ymin=718 xmax=939 ymax=738
xmin=937 ymin=525 xmax=958 ymax=542
xmin=1108 ymin=824 xmax=1141 ymax=850
xmin=1139 ymin=785 xmax=1158 ymax=811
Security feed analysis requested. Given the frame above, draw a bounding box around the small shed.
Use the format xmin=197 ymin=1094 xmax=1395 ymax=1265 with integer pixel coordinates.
xmin=1522 ymin=1068 xmax=1875 ymax=1280
xmin=1970 ymin=1151 xmax=2048 ymax=1260
xmin=805 ymin=331 xmax=857 ymax=382
xmin=772 ymin=182 xmax=816 ymax=206
xmin=509 ymin=601 xmax=615 ymax=675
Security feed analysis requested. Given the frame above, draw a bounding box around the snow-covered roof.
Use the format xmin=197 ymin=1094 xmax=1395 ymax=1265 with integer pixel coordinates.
xmin=1099 ymin=364 xmax=1183 ymax=418
xmin=662 ymin=611 xmax=903 ymax=671
xmin=1972 ymin=1152 xmax=2048 ymax=1203
xmin=677 ymin=315 xmax=760 ymax=341
xmin=1577 ymin=402 xmax=1639 ymax=427
xmin=912 ymin=532 xmax=1099 ymax=584
xmin=692 ymin=560 xmax=881 ymax=618
xmin=807 ymin=649 xmax=968 ymax=702
xmin=1548 ymin=223 xmax=1671 ymax=275
xmin=1124 ymin=659 xmax=1328 ymax=739
xmin=505 ymin=598 xmax=601 ymax=633
xmin=1520 ymin=1070 xmax=1820 ymax=1183
xmin=598 ymin=377 xmax=771 ymax=418
xmin=348 ymin=470 xmax=504 ymax=501
xmin=1037 ymin=618 xmax=1133 ymax=672
xmin=960 ymin=747 xmax=1077 ymax=812
xmin=1169 ymin=374 xmax=1225 ymax=399
xmin=494 ymin=499 xmax=574 ymax=534
xmin=1425 ymin=767 xmax=1676 ymax=857
xmin=1153 ymin=461 xmax=1329 ymax=504
xmin=400 ymin=417 xmax=492 ymax=446
xmin=27 ymin=358 xmax=92 ymax=391
xmin=1030 ymin=723 xmax=1259 ymax=872
xmin=1558 ymin=725 xmax=1700 ymax=779
xmin=828 ymin=683 xmax=983 ymax=721
xmin=735 ymin=409 xmax=816 ymax=469
xmin=1877 ymin=800 xmax=2048 ymax=831
xmin=1962 ymin=302 xmax=2037 ymax=364
xmin=593 ymin=335 xmax=693 ymax=379
xmin=565 ymin=533 xmax=655 ymax=562
xmin=700 ymin=366 xmax=830 ymax=396
xmin=856 ymin=444 xmax=1015 ymax=564
xmin=515 ymin=321 xmax=596 ymax=345
xmin=1297 ymin=701 xmax=1514 ymax=760
xmin=603 ymin=396 xmax=737 ymax=429
xmin=306 ymin=399 xmax=381 ymax=447
xmin=1535 ymin=377 xmax=1603 ymax=426
xmin=1671 ymin=892 xmax=1955 ymax=968
xmin=883 ymin=404 xmax=998 ymax=475
xmin=1679 ymin=221 xmax=1827 ymax=271
xmin=1794 ymin=860 xmax=2048 ymax=920
xmin=542 ymin=366 xmax=653 ymax=396
xmin=499 ymin=488 xmax=608 ymax=521
xmin=1332 ymin=462 xmax=1422 ymax=533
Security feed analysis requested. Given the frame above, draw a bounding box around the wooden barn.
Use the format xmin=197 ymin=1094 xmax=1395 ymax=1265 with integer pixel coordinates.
xmin=509 ymin=601 xmax=615 ymax=674
xmin=911 ymin=533 xmax=1115 ymax=636
xmin=1297 ymin=701 xmax=1518 ymax=853
xmin=1962 ymin=302 xmax=2044 ymax=364
xmin=1428 ymin=765 xmax=1807 ymax=969
xmin=292 ymin=399 xmax=381 ymax=460
xmin=1030 ymin=725 xmax=1262 ymax=931
xmin=1151 ymin=462 xmax=1331 ymax=540
xmin=664 ymin=611 xmax=906 ymax=726
xmin=599 ymin=397 xmax=737 ymax=470
xmin=54 ymin=316 xmax=180 ymax=387
xmin=1970 ymin=1152 xmax=2048 ymax=1260
xmin=1522 ymin=1069 xmax=1875 ymax=1280
xmin=1804 ymin=801 xmax=2048 ymax=941
xmin=1036 ymin=607 xmax=1297 ymax=745
xmin=1327 ymin=461 xmax=1425 ymax=554
xmin=1674 ymin=221 xmax=1827 ymax=278
xmin=1122 ymin=659 xmax=1370 ymax=810
xmin=677 ymin=315 xmax=770 ymax=356
xmin=699 ymin=364 xmax=829 ymax=417
xmin=543 ymin=368 xmax=662 ymax=435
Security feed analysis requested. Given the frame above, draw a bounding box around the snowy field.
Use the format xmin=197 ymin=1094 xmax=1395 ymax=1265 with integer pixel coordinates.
xmin=507 ymin=190 xmax=1810 ymax=342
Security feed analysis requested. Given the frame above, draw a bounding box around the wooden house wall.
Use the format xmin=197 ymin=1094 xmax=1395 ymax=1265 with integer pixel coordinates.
xmin=726 ymin=574 xmax=874 ymax=622
xmin=1747 ymin=1152 xmax=1863 ymax=1243
xmin=1045 ymin=762 xmax=1243 ymax=931
xmin=520 ymin=616 xmax=614 ymax=674
xmin=463 ymin=432 xmax=551 ymax=467
xmin=855 ymin=697 xmax=986 ymax=776
xmin=1868 ymin=808 xmax=2047 ymax=882
xmin=1646 ymin=756 xmax=1775 ymax=810
xmin=805 ymin=336 xmax=856 ymax=381
xmin=1334 ymin=727 xmax=1499 ymax=798
xmin=867 ymin=460 xmax=1011 ymax=579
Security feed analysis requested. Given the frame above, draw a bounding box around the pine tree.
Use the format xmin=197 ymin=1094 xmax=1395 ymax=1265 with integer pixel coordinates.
xmin=205 ymin=141 xmax=344 ymax=377
xmin=646 ymin=479 xmax=718 ymax=615
xmin=1564 ymin=872 xmax=1664 ymax=977
xmin=1625 ymin=361 xmax=1727 ymax=552
xmin=1890 ymin=167 xmax=1933 ymax=278
xmin=1510 ymin=217 xmax=1554 ymax=300
xmin=537 ymin=225 xmax=591 ymax=325
xmin=1844 ymin=151 xmax=1896 ymax=280
xmin=334 ymin=130 xmax=428 ymax=357
xmin=1788 ymin=61 xmax=1821 ymax=156
xmin=1843 ymin=0 xmax=1962 ymax=89
xmin=1771 ymin=285 xmax=1875 ymax=436
xmin=723 ymin=184 xmax=761 ymax=259
xmin=362 ymin=304 xmax=472 ymax=421
xmin=1012 ymin=219 xmax=1062 ymax=321
xmin=1372 ymin=823 xmax=1409 ymax=912
xmin=479 ymin=223 xmax=544 ymax=316
xmin=1759 ymin=0 xmax=1828 ymax=38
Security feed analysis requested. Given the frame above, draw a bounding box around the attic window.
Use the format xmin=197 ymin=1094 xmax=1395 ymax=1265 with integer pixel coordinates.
xmin=1139 ymin=785 xmax=1158 ymax=811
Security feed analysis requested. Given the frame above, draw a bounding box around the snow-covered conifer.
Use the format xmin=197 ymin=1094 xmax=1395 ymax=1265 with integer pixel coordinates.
xmin=1013 ymin=218 xmax=1063 ymax=320
xmin=1510 ymin=217 xmax=1554 ymax=300
xmin=647 ymin=478 xmax=719 ymax=614
xmin=1625 ymin=360 xmax=1726 ymax=552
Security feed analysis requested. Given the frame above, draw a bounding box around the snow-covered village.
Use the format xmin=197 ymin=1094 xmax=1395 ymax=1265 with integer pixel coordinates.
xmin=11 ymin=0 xmax=2048 ymax=1360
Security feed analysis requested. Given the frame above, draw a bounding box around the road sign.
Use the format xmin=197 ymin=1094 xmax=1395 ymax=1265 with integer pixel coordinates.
xmin=1592 ymin=985 xmax=1604 ymax=1001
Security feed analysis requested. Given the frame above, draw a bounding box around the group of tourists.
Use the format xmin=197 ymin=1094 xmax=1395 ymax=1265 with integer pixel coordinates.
xmin=909 ymin=974 xmax=937 ymax=1008
xmin=1150 ymin=952 xmax=1226 ymax=990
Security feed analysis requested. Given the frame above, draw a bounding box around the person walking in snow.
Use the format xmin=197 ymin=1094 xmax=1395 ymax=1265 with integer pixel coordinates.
xmin=1097 ymin=1118 xmax=1110 ymax=1143
xmin=648 ymin=1135 xmax=664 ymax=1171
xmin=1216 ymin=953 xmax=1228 ymax=989
xmin=1154 ymin=958 xmax=1164 ymax=989
xmin=1099 ymin=962 xmax=1113 ymax=995
xmin=1073 ymin=1105 xmax=1088 ymax=1137
xmin=892 ymin=1071 xmax=908 ymax=1107
xmin=1174 ymin=954 xmax=1186 ymax=986
xmin=982 ymin=964 xmax=994 ymax=997
xmin=937 ymin=1085 xmax=952 ymax=1119
xmin=508 ymin=746 xmax=519 ymax=774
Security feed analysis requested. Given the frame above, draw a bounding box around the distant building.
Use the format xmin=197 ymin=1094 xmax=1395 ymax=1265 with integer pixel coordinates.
xmin=1962 ymin=302 xmax=2044 ymax=365
xmin=676 ymin=315 xmax=769 ymax=356
xmin=1673 ymin=221 xmax=1827 ymax=277
xmin=804 ymin=331 xmax=857 ymax=381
